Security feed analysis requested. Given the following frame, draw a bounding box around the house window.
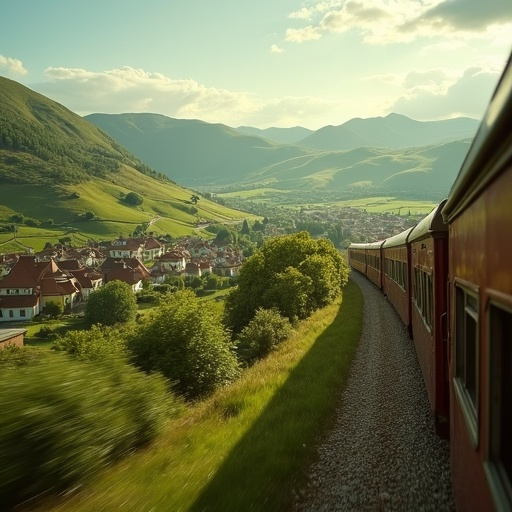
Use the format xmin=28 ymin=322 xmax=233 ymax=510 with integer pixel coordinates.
xmin=20 ymin=309 xmax=26 ymax=317
xmin=487 ymin=302 xmax=512 ymax=508
xmin=0 ymin=310 xmax=3 ymax=318
xmin=9 ymin=310 xmax=14 ymax=318
xmin=454 ymin=284 xmax=479 ymax=445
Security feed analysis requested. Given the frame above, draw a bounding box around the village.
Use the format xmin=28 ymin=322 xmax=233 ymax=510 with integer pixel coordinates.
xmin=0 ymin=234 xmax=244 ymax=327
xmin=0 ymin=203 xmax=420 ymax=330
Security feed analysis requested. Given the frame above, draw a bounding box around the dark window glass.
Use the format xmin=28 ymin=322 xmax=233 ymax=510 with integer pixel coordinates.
xmin=490 ymin=304 xmax=512 ymax=503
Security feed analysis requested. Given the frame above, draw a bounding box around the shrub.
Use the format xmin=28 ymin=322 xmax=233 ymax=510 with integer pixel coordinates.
xmin=236 ymin=308 xmax=293 ymax=365
xmin=0 ymin=345 xmax=45 ymax=371
xmin=128 ymin=290 xmax=240 ymax=400
xmin=44 ymin=301 xmax=63 ymax=319
xmin=35 ymin=325 xmax=56 ymax=339
xmin=51 ymin=324 xmax=128 ymax=361
xmin=124 ymin=191 xmax=143 ymax=206
xmin=85 ymin=281 xmax=137 ymax=326
xmin=136 ymin=294 xmax=159 ymax=304
xmin=0 ymin=357 xmax=179 ymax=509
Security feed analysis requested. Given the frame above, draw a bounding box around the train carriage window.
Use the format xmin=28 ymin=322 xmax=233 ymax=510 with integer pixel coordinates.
xmin=454 ymin=284 xmax=479 ymax=446
xmin=488 ymin=303 xmax=512 ymax=508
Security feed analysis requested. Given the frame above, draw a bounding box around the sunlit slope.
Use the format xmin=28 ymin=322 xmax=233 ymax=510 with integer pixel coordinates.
xmin=86 ymin=113 xmax=313 ymax=186
xmin=0 ymin=77 xmax=252 ymax=246
xmin=87 ymin=112 xmax=472 ymax=197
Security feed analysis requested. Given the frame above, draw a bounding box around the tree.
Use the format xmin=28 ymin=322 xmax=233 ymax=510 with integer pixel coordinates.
xmin=124 ymin=192 xmax=143 ymax=206
xmin=128 ymin=290 xmax=240 ymax=400
xmin=224 ymin=232 xmax=349 ymax=335
xmin=85 ymin=281 xmax=137 ymax=326
xmin=44 ymin=301 xmax=63 ymax=319
xmin=240 ymin=219 xmax=250 ymax=235
xmin=236 ymin=308 xmax=292 ymax=365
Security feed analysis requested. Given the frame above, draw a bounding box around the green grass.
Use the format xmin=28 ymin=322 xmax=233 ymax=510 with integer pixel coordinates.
xmin=333 ymin=196 xmax=437 ymax=215
xmin=39 ymin=279 xmax=363 ymax=512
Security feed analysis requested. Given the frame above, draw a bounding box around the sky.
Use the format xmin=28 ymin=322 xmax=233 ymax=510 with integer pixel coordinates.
xmin=0 ymin=0 xmax=511 ymax=130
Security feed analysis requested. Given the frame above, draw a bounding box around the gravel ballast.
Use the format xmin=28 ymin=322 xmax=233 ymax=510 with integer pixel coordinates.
xmin=293 ymin=272 xmax=455 ymax=512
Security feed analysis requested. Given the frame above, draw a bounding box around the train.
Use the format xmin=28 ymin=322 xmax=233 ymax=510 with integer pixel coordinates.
xmin=348 ymin=51 xmax=512 ymax=512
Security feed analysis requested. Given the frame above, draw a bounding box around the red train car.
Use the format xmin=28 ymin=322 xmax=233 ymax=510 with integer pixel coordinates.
xmin=365 ymin=241 xmax=384 ymax=289
xmin=442 ymin=55 xmax=512 ymax=512
xmin=348 ymin=240 xmax=384 ymax=289
xmin=382 ymin=228 xmax=413 ymax=328
xmin=347 ymin=244 xmax=367 ymax=275
xmin=408 ymin=200 xmax=449 ymax=437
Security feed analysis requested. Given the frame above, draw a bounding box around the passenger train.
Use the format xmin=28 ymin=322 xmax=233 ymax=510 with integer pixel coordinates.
xmin=348 ymin=52 xmax=512 ymax=512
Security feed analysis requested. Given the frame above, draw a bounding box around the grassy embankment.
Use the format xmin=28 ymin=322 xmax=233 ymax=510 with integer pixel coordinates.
xmin=34 ymin=278 xmax=363 ymax=512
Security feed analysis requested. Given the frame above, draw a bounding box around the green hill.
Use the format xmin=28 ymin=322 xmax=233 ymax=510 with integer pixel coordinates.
xmin=0 ymin=77 xmax=251 ymax=252
xmin=86 ymin=113 xmax=471 ymax=197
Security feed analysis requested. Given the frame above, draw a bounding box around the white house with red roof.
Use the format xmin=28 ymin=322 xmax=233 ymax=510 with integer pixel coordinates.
xmin=0 ymin=256 xmax=81 ymax=322
xmin=100 ymin=257 xmax=152 ymax=292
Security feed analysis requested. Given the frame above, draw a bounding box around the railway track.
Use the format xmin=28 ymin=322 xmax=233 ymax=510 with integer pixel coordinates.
xmin=294 ymin=272 xmax=455 ymax=512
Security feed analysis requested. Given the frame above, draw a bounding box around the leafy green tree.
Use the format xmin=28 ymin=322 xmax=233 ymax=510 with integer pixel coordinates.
xmin=240 ymin=219 xmax=250 ymax=235
xmin=43 ymin=301 xmax=63 ymax=319
xmin=128 ymin=290 xmax=240 ymax=400
xmin=85 ymin=281 xmax=137 ymax=326
xmin=236 ymin=308 xmax=292 ymax=365
xmin=224 ymin=232 xmax=349 ymax=335
xmin=124 ymin=191 xmax=143 ymax=206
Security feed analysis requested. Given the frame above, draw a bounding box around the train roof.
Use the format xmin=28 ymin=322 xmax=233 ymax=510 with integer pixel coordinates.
xmin=382 ymin=227 xmax=414 ymax=248
xmin=348 ymin=240 xmax=385 ymax=250
xmin=408 ymin=200 xmax=448 ymax=242
xmin=443 ymin=52 xmax=512 ymax=222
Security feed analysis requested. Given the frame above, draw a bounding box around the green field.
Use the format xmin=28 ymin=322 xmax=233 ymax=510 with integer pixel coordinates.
xmin=0 ymin=166 xmax=258 ymax=252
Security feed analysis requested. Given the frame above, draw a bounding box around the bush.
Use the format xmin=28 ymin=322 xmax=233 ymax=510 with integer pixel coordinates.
xmin=44 ymin=301 xmax=63 ymax=319
xmin=128 ymin=290 xmax=240 ymax=400
xmin=136 ymin=294 xmax=159 ymax=304
xmin=51 ymin=324 xmax=128 ymax=361
xmin=35 ymin=325 xmax=56 ymax=339
xmin=0 ymin=357 xmax=179 ymax=509
xmin=86 ymin=281 xmax=137 ymax=326
xmin=236 ymin=308 xmax=293 ymax=365
xmin=124 ymin=191 xmax=143 ymax=206
xmin=0 ymin=345 xmax=45 ymax=371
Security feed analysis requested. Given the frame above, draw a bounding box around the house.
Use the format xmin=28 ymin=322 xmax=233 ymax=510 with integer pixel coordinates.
xmin=154 ymin=250 xmax=189 ymax=273
xmin=100 ymin=257 xmax=151 ymax=292
xmin=106 ymin=236 xmax=166 ymax=262
xmin=0 ymin=328 xmax=27 ymax=348
xmin=67 ymin=268 xmax=103 ymax=301
xmin=0 ymin=256 xmax=82 ymax=322
xmin=107 ymin=237 xmax=144 ymax=260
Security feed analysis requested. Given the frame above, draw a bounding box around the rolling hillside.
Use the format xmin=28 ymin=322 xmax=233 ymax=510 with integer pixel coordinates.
xmin=0 ymin=77 xmax=251 ymax=251
xmin=87 ymin=112 xmax=472 ymax=198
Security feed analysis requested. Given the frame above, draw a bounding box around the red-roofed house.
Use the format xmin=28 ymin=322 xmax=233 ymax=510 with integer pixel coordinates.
xmin=0 ymin=256 xmax=82 ymax=322
xmin=100 ymin=257 xmax=151 ymax=292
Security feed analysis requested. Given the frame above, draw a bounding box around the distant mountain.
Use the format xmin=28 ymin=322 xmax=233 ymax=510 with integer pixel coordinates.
xmin=297 ymin=113 xmax=479 ymax=151
xmin=0 ymin=77 xmax=249 ymax=241
xmin=85 ymin=113 xmax=313 ymax=186
xmin=235 ymin=126 xmax=314 ymax=145
xmin=87 ymin=112 xmax=471 ymax=198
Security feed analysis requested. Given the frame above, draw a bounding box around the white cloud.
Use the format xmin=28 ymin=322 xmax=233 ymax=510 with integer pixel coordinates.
xmin=285 ymin=0 xmax=512 ymax=45
xmin=27 ymin=66 xmax=351 ymax=128
xmin=285 ymin=25 xmax=323 ymax=43
xmin=0 ymin=55 xmax=28 ymax=76
xmin=390 ymin=66 xmax=502 ymax=120
xmin=270 ymin=44 xmax=285 ymax=54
